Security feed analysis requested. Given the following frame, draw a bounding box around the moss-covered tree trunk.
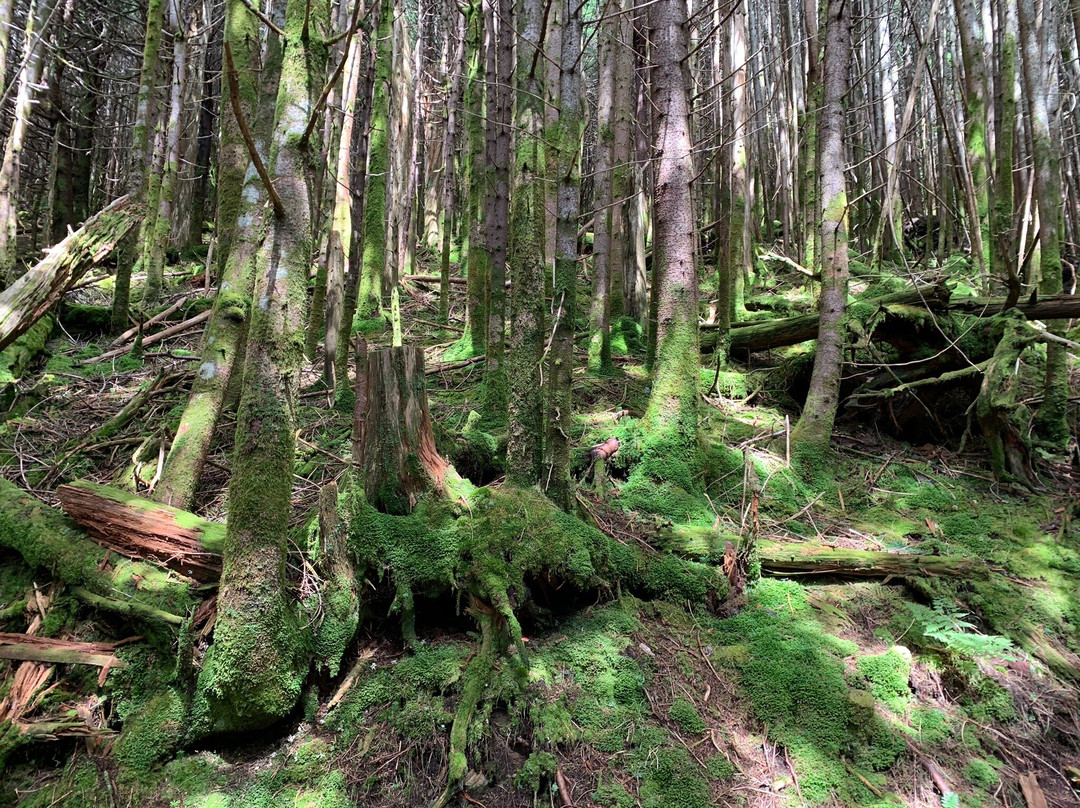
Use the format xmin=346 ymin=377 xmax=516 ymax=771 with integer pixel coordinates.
xmin=154 ymin=2 xmax=281 ymax=509
xmin=542 ymin=0 xmax=582 ymax=507
xmin=790 ymin=0 xmax=851 ymax=454
xmin=450 ymin=2 xmax=488 ymax=359
xmin=0 ymin=0 xmax=56 ymax=286
xmin=322 ymin=31 xmax=364 ymax=390
xmin=439 ymin=7 xmax=466 ymax=324
xmin=197 ymin=0 xmax=328 ymax=733
xmin=480 ymin=0 xmax=513 ymax=425
xmin=360 ymin=346 xmax=448 ymax=514
xmin=144 ymin=8 xmax=186 ymax=306
xmin=641 ymin=0 xmax=701 ymax=465
xmin=111 ymin=0 xmax=165 ymax=332
xmin=1018 ymin=0 xmax=1069 ymax=448
xmin=587 ymin=0 xmax=618 ymax=376
xmin=506 ymin=0 xmax=546 ymax=485
xmin=991 ymin=0 xmax=1017 ymax=302
xmin=724 ymin=2 xmax=749 ymax=323
xmin=358 ymin=0 xmax=392 ymax=320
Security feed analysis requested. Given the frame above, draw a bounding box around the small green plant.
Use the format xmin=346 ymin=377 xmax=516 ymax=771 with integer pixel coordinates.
xmin=941 ymin=791 xmax=960 ymax=808
xmin=907 ymin=600 xmax=1015 ymax=659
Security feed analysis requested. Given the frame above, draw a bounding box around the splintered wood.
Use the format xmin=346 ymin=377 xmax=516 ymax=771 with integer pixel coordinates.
xmin=57 ymin=480 xmax=223 ymax=582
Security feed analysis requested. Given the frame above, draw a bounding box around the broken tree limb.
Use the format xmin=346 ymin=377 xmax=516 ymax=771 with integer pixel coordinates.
xmin=0 ymin=478 xmax=201 ymax=622
xmin=86 ymin=308 xmax=212 ymax=364
xmin=0 ymin=195 xmax=142 ymax=351
xmin=110 ymin=295 xmax=189 ymax=345
xmin=57 ymin=480 xmax=224 ymax=582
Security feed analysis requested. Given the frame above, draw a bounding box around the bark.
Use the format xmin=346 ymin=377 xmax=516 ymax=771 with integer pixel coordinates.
xmin=506 ymin=0 xmax=547 ymax=486
xmin=1018 ymin=0 xmax=1069 ymax=448
xmin=111 ymin=0 xmax=166 ymax=332
xmin=57 ymin=481 xmax=225 ymax=582
xmin=542 ymin=0 xmax=582 ymax=508
xmin=323 ymin=28 xmax=365 ymax=390
xmin=790 ymin=0 xmax=851 ymax=451
xmin=144 ymin=8 xmax=187 ymax=305
xmin=480 ymin=0 xmax=513 ymax=425
xmin=202 ymin=0 xmax=329 ymax=734
xmin=724 ymin=2 xmax=749 ymax=323
xmin=756 ymin=541 xmax=991 ymax=579
xmin=154 ymin=6 xmax=280 ymax=510
xmin=0 ymin=0 xmax=57 ymax=286
xmin=439 ymin=6 xmax=467 ymax=324
xmin=360 ymin=346 xmax=448 ymax=515
xmin=992 ymin=0 xmax=1017 ymax=302
xmin=642 ymin=0 xmax=701 ymax=457
xmin=0 ymin=196 xmax=142 ymax=351
xmin=384 ymin=8 xmax=414 ymax=308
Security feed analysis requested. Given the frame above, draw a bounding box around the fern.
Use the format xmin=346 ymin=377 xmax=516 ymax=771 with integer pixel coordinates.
xmin=906 ymin=601 xmax=1016 ymax=660
xmin=941 ymin=791 xmax=960 ymax=808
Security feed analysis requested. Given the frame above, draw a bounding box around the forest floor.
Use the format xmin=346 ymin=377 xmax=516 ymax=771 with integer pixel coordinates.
xmin=1 ymin=254 xmax=1079 ymax=808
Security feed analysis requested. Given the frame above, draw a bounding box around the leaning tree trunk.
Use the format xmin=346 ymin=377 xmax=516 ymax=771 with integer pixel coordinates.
xmin=360 ymin=346 xmax=448 ymax=515
xmin=197 ymin=0 xmax=328 ymax=735
xmin=0 ymin=0 xmax=57 ymax=286
xmin=154 ymin=2 xmax=281 ymax=510
xmin=0 ymin=195 xmax=142 ymax=351
xmin=790 ymin=0 xmax=851 ymax=454
xmin=641 ymin=0 xmax=701 ymax=462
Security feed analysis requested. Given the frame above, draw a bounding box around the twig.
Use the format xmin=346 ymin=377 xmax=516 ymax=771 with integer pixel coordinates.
xmin=111 ymin=296 xmax=189 ymax=346
xmin=223 ymin=42 xmax=284 ymax=217
xmin=88 ymin=309 xmax=212 ymax=364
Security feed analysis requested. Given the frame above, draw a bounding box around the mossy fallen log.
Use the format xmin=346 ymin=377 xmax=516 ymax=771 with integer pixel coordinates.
xmin=0 ymin=195 xmax=142 ymax=351
xmin=0 ymin=479 xmax=197 ymax=624
xmin=0 ymin=635 xmax=128 ymax=668
xmin=57 ymin=480 xmax=224 ymax=582
xmin=756 ymin=541 xmax=990 ymax=578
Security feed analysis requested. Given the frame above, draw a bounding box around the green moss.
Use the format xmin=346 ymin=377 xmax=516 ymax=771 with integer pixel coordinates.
xmin=593 ymin=780 xmax=637 ymax=808
xmin=911 ymin=706 xmax=952 ymax=744
xmin=114 ymin=689 xmax=187 ymax=772
xmin=514 ymin=751 xmax=558 ymax=792
xmin=636 ymin=745 xmax=709 ymax=808
xmin=611 ymin=316 xmax=644 ymax=356
xmin=668 ymin=698 xmax=706 ymax=734
xmin=855 ymin=647 xmax=911 ymax=709
xmin=963 ymin=758 xmax=999 ymax=790
xmin=705 ymin=753 xmax=736 ymax=780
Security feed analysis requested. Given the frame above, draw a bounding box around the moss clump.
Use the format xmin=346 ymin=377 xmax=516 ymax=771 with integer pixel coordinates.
xmin=114 ymin=688 xmax=187 ymax=772
xmin=904 ymin=484 xmax=958 ymax=511
xmin=668 ymin=697 xmax=706 ymax=734
xmin=636 ymin=745 xmax=709 ymax=808
xmin=963 ymin=758 xmax=999 ymax=789
xmin=593 ymin=780 xmax=637 ymax=808
xmin=514 ymin=751 xmax=558 ymax=792
xmin=855 ymin=647 xmax=911 ymax=709
xmin=705 ymin=754 xmax=736 ymax=780
xmin=911 ymin=706 xmax=952 ymax=744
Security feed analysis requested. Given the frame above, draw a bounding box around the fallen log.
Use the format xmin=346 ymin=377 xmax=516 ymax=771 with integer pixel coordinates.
xmin=757 ymin=540 xmax=990 ymax=578
xmin=57 ymin=480 xmax=224 ymax=582
xmin=0 ymin=195 xmax=143 ymax=351
xmin=710 ymin=284 xmax=1080 ymax=355
xmin=86 ymin=308 xmax=213 ymax=364
xmin=0 ymin=634 xmax=129 ymax=669
xmin=0 ymin=479 xmax=196 ymax=623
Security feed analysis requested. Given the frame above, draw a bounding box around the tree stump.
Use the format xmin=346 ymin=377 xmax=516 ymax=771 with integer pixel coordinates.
xmin=360 ymin=346 xmax=447 ymax=514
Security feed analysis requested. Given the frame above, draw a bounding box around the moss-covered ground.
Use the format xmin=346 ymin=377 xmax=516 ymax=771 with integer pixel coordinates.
xmin=1 ymin=254 xmax=1079 ymax=808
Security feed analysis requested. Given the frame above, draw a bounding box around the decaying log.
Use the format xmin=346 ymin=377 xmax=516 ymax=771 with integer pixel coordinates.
xmin=0 ymin=479 xmax=196 ymax=625
xmin=0 ymin=195 xmax=142 ymax=351
xmin=757 ymin=540 xmax=990 ymax=578
xmin=360 ymin=345 xmax=448 ymax=514
xmin=0 ymin=634 xmax=130 ymax=669
xmin=57 ymin=480 xmax=224 ymax=582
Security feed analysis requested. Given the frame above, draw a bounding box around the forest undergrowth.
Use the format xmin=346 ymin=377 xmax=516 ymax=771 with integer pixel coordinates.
xmin=1 ymin=252 xmax=1079 ymax=808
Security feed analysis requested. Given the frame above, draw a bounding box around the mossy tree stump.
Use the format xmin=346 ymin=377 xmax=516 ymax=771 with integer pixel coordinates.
xmin=360 ymin=346 xmax=448 ymax=514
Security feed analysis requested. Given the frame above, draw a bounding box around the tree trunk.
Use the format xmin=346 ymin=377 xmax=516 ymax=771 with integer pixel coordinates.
xmin=0 ymin=0 xmax=57 ymax=286
xmin=111 ymin=0 xmax=166 ymax=333
xmin=360 ymin=346 xmax=448 ymax=515
xmin=154 ymin=2 xmax=281 ymax=510
xmin=1018 ymin=0 xmax=1069 ymax=448
xmin=790 ymin=0 xmax=851 ymax=453
xmin=542 ymin=0 xmax=582 ymax=507
xmin=991 ymin=0 xmax=1018 ymax=303
xmin=199 ymin=0 xmax=328 ymax=734
xmin=641 ymin=0 xmax=701 ymax=462
xmin=506 ymin=0 xmax=547 ymax=486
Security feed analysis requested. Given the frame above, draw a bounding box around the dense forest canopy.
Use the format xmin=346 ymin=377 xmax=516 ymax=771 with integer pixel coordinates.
xmin=0 ymin=0 xmax=1078 ymax=805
